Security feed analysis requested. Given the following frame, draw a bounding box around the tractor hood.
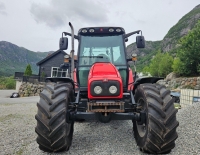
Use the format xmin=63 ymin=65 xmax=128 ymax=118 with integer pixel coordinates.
xmin=88 ymin=62 xmax=123 ymax=99
xmin=89 ymin=62 xmax=120 ymax=78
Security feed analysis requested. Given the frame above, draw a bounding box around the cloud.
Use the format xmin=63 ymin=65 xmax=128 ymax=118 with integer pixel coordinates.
xmin=30 ymin=3 xmax=65 ymax=28
xmin=0 ymin=2 xmax=7 ymax=15
xmin=30 ymin=0 xmax=108 ymax=28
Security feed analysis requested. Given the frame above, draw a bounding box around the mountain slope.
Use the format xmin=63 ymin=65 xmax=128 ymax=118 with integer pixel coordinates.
xmin=1 ymin=5 xmax=200 ymax=76
xmin=126 ymin=4 xmax=200 ymax=72
xmin=162 ymin=4 xmax=200 ymax=52
xmin=0 ymin=41 xmax=50 ymax=76
xmin=126 ymin=40 xmax=161 ymax=71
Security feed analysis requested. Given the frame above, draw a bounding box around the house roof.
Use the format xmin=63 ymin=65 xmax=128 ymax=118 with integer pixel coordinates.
xmin=37 ymin=50 xmax=77 ymax=66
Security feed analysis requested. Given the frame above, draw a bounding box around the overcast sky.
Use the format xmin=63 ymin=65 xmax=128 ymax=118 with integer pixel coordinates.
xmin=0 ymin=0 xmax=199 ymax=53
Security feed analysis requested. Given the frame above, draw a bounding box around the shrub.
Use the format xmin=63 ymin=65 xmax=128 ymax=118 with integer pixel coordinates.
xmin=148 ymin=51 xmax=173 ymax=77
xmin=0 ymin=76 xmax=16 ymax=89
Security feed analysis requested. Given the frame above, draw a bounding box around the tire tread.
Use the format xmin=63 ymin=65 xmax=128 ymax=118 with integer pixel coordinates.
xmin=133 ymin=83 xmax=179 ymax=154
xmin=35 ymin=83 xmax=74 ymax=152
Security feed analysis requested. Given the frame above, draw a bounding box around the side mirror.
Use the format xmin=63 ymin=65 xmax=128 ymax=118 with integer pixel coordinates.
xmin=59 ymin=37 xmax=68 ymax=50
xmin=136 ymin=36 xmax=145 ymax=48
xmin=125 ymin=38 xmax=128 ymax=42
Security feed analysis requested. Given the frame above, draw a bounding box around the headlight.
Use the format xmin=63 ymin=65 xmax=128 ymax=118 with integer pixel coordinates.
xmin=89 ymin=29 xmax=95 ymax=33
xmin=82 ymin=29 xmax=87 ymax=33
xmin=116 ymin=28 xmax=121 ymax=32
xmin=94 ymin=86 xmax=102 ymax=94
xmin=109 ymin=85 xmax=117 ymax=94
xmin=109 ymin=28 xmax=114 ymax=32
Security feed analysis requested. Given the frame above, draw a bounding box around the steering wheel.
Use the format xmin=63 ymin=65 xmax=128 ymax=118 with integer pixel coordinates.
xmin=95 ymin=54 xmax=110 ymax=62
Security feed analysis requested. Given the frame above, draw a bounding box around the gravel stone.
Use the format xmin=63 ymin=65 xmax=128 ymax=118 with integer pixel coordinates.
xmin=0 ymin=101 xmax=200 ymax=154
xmin=170 ymin=102 xmax=200 ymax=155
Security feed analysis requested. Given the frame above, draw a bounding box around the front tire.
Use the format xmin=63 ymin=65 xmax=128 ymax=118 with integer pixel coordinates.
xmin=35 ymin=83 xmax=74 ymax=152
xmin=133 ymin=84 xmax=179 ymax=154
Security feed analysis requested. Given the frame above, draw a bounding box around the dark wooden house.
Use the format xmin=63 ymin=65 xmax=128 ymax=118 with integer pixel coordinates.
xmin=37 ymin=50 xmax=74 ymax=80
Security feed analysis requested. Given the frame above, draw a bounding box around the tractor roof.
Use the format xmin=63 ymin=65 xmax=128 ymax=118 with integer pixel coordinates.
xmin=78 ymin=27 xmax=125 ymax=36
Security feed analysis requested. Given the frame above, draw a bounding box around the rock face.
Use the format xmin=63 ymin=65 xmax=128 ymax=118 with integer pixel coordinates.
xmin=126 ymin=41 xmax=161 ymax=58
xmin=157 ymin=77 xmax=200 ymax=90
xmin=162 ymin=5 xmax=200 ymax=52
xmin=126 ymin=41 xmax=161 ymax=70
xmin=165 ymin=72 xmax=179 ymax=81
xmin=18 ymin=82 xmax=45 ymax=97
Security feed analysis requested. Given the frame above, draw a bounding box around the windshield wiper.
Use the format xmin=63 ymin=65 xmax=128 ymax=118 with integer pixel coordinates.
xmin=80 ymin=56 xmax=103 ymax=58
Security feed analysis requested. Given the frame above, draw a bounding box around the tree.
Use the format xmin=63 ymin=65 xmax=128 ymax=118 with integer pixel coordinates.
xmin=142 ymin=66 xmax=150 ymax=76
xmin=24 ymin=64 xmax=32 ymax=76
xmin=175 ymin=20 xmax=200 ymax=75
xmin=149 ymin=51 xmax=162 ymax=77
xmin=159 ymin=53 xmax=173 ymax=77
xmin=148 ymin=51 xmax=173 ymax=77
xmin=172 ymin=57 xmax=183 ymax=74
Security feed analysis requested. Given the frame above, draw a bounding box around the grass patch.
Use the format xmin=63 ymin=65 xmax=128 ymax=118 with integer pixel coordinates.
xmin=0 ymin=76 xmax=16 ymax=89
xmin=16 ymin=147 xmax=24 ymax=155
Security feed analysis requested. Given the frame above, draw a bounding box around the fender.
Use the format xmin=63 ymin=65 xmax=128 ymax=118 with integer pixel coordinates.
xmin=45 ymin=77 xmax=75 ymax=90
xmin=132 ymin=77 xmax=164 ymax=94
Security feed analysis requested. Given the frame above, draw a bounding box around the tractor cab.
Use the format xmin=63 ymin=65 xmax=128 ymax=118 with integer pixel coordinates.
xmin=59 ymin=26 xmax=145 ymax=95
xmin=77 ymin=27 xmax=128 ymax=90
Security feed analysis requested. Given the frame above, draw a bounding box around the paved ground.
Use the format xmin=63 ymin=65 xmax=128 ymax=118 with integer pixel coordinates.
xmin=0 ymin=90 xmax=199 ymax=155
xmin=0 ymin=90 xmax=39 ymax=104
xmin=0 ymin=90 xmax=142 ymax=155
xmin=0 ymin=90 xmax=16 ymax=98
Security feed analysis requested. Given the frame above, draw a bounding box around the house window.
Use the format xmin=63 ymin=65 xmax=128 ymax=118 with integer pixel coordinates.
xmin=51 ymin=67 xmax=69 ymax=77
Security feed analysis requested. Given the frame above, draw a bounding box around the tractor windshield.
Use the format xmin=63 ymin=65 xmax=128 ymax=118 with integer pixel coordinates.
xmin=79 ymin=35 xmax=126 ymax=66
xmin=78 ymin=35 xmax=128 ymax=87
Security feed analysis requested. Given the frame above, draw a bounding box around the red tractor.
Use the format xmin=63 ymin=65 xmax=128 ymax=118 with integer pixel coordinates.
xmin=35 ymin=23 xmax=179 ymax=154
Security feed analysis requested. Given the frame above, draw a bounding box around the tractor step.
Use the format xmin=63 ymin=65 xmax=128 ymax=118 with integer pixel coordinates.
xmin=87 ymin=101 xmax=125 ymax=113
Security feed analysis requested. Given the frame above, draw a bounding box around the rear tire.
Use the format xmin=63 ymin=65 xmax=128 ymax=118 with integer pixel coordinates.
xmin=35 ymin=83 xmax=74 ymax=152
xmin=133 ymin=84 xmax=179 ymax=154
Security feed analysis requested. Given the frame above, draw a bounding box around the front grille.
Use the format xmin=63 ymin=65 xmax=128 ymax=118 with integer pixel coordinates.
xmin=90 ymin=80 xmax=120 ymax=96
xmin=88 ymin=101 xmax=125 ymax=112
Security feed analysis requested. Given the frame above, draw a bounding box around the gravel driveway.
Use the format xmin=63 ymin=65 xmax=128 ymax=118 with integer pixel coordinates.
xmin=0 ymin=90 xmax=39 ymax=104
xmin=0 ymin=92 xmax=200 ymax=154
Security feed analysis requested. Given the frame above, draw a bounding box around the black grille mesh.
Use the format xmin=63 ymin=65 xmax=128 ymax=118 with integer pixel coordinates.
xmin=90 ymin=80 xmax=120 ymax=96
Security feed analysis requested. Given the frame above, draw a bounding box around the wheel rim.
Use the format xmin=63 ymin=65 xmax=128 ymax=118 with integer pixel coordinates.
xmin=136 ymin=98 xmax=147 ymax=137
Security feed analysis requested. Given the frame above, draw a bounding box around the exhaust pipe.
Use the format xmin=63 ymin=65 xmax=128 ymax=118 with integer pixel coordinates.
xmin=69 ymin=22 xmax=74 ymax=80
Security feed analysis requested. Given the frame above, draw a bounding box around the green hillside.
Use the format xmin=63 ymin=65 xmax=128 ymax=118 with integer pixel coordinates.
xmin=126 ymin=4 xmax=200 ymax=72
xmin=126 ymin=41 xmax=161 ymax=72
xmin=0 ymin=41 xmax=50 ymax=76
